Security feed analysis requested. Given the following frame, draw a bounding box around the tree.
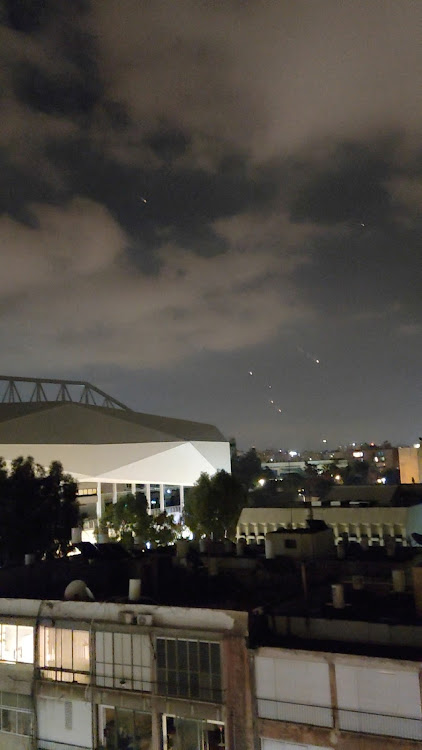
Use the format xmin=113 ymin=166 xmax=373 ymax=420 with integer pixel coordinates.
xmin=0 ymin=456 xmax=80 ymax=562
xmin=101 ymin=493 xmax=183 ymax=548
xmin=184 ymin=470 xmax=245 ymax=540
xmin=231 ymin=447 xmax=262 ymax=490
xmin=101 ymin=492 xmax=152 ymax=547
xmin=341 ymin=460 xmax=370 ymax=485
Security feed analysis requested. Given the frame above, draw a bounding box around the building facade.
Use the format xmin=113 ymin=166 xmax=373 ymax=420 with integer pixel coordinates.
xmin=0 ymin=596 xmax=421 ymax=750
xmin=0 ymin=598 xmax=252 ymax=750
xmin=0 ymin=377 xmax=231 ymax=531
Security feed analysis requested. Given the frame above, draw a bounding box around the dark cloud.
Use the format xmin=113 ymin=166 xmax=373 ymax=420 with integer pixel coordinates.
xmin=146 ymin=127 xmax=191 ymax=163
xmin=3 ymin=0 xmax=48 ymax=33
xmin=289 ymin=141 xmax=395 ymax=225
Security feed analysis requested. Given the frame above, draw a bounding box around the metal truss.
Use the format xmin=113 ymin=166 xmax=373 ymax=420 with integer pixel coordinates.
xmin=0 ymin=376 xmax=130 ymax=410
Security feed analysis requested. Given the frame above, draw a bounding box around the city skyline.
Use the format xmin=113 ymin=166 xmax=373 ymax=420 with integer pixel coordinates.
xmin=1 ymin=1 xmax=421 ymax=449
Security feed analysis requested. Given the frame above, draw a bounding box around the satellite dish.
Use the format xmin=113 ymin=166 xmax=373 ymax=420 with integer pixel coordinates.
xmin=64 ymin=580 xmax=95 ymax=601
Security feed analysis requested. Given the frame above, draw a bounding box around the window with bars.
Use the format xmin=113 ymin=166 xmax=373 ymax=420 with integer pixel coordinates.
xmin=95 ymin=631 xmax=151 ymax=692
xmin=0 ymin=692 xmax=32 ymax=737
xmin=38 ymin=627 xmax=90 ymax=683
xmin=0 ymin=623 xmax=34 ymax=664
xmin=156 ymin=638 xmax=222 ymax=703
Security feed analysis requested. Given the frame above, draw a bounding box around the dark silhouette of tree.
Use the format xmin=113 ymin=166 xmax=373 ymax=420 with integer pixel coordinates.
xmin=231 ymin=447 xmax=263 ymax=490
xmin=184 ymin=470 xmax=245 ymax=540
xmin=0 ymin=456 xmax=80 ymax=562
xmin=340 ymin=460 xmax=370 ymax=485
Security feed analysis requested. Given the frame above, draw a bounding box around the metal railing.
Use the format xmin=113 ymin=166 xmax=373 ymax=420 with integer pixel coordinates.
xmin=150 ymin=505 xmax=181 ymax=516
xmin=257 ymin=698 xmax=333 ymax=728
xmin=338 ymin=707 xmax=422 ymax=741
xmin=257 ymin=697 xmax=422 ymax=741
xmin=38 ymin=741 xmax=91 ymax=750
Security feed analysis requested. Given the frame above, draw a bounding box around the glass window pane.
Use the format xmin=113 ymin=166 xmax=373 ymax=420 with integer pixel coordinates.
xmin=199 ymin=641 xmax=209 ymax=672
xmin=167 ymin=669 xmax=178 ymax=697
xmin=190 ymin=672 xmax=199 ymax=698
xmin=188 ymin=641 xmax=198 ymax=672
xmin=104 ymin=632 xmax=113 ymax=663
xmin=17 ymin=711 xmax=32 ymax=736
xmin=156 ymin=639 xmax=166 ymax=668
xmin=132 ymin=634 xmax=142 ymax=667
xmin=73 ymin=631 xmax=89 ymax=672
xmin=17 ymin=626 xmax=34 ymax=664
xmin=167 ymin=639 xmax=176 ymax=670
xmin=2 ymin=625 xmax=17 ymax=662
xmin=122 ymin=634 xmax=132 ymax=665
xmin=116 ymin=708 xmax=134 ymax=747
xmin=44 ymin=628 xmax=56 ymax=667
xmin=210 ymin=643 xmax=220 ymax=673
xmin=178 ymin=670 xmax=189 ymax=698
xmin=56 ymin=629 xmax=62 ymax=670
xmin=38 ymin=626 xmax=45 ymax=667
xmin=134 ymin=711 xmax=152 ymax=749
xmin=2 ymin=692 xmax=17 ymax=707
xmin=1 ymin=708 xmax=16 ymax=733
xmin=157 ymin=668 xmax=167 ymax=694
xmin=114 ymin=633 xmax=123 ymax=665
xmin=103 ymin=706 xmax=116 ymax=748
xmin=61 ymin=630 xmax=73 ymax=670
xmin=17 ymin=695 xmax=32 ymax=710
xmin=96 ymin=632 xmax=104 ymax=662
xmin=178 ymin=640 xmax=188 ymax=670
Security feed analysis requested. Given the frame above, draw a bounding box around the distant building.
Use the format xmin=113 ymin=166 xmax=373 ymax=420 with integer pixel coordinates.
xmin=399 ymin=445 xmax=422 ymax=483
xmin=0 ymin=376 xmax=231 ymax=533
xmin=261 ymin=458 xmax=348 ymax=478
xmin=264 ymin=520 xmax=336 ymax=559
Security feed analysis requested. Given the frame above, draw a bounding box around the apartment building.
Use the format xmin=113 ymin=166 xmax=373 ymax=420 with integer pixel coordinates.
xmin=0 ymin=544 xmax=421 ymax=750
xmin=0 ymin=598 xmax=252 ymax=750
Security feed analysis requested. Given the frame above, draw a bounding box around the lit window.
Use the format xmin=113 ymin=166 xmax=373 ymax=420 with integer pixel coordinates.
xmin=0 ymin=625 xmax=33 ymax=664
xmin=38 ymin=627 xmax=89 ymax=683
xmin=156 ymin=638 xmax=222 ymax=703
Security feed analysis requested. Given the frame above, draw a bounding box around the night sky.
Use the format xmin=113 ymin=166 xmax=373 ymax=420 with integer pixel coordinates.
xmin=1 ymin=0 xmax=421 ymax=450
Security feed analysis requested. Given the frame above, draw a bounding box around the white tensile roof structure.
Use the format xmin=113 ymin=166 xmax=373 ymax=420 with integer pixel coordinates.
xmin=0 ymin=377 xmax=231 ymax=521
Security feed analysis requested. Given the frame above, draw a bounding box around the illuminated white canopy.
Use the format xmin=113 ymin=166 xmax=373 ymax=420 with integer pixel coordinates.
xmin=0 ymin=401 xmax=231 ymax=487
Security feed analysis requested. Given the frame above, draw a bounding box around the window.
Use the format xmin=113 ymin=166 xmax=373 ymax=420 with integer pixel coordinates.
xmin=164 ymin=716 xmax=225 ymax=750
xmin=0 ymin=692 xmax=32 ymax=737
xmin=100 ymin=706 xmax=152 ymax=750
xmin=39 ymin=627 xmax=89 ymax=683
xmin=96 ymin=632 xmax=151 ymax=691
xmin=0 ymin=624 xmax=33 ymax=664
xmin=285 ymin=539 xmax=297 ymax=549
xmin=156 ymin=639 xmax=222 ymax=703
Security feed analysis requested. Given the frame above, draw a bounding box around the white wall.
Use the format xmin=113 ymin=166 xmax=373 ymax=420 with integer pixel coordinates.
xmin=37 ymin=697 xmax=92 ymax=749
xmin=1 ymin=440 xmax=231 ymax=485
xmin=255 ymin=651 xmax=332 ymax=727
xmin=336 ymin=662 xmax=422 ymax=740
